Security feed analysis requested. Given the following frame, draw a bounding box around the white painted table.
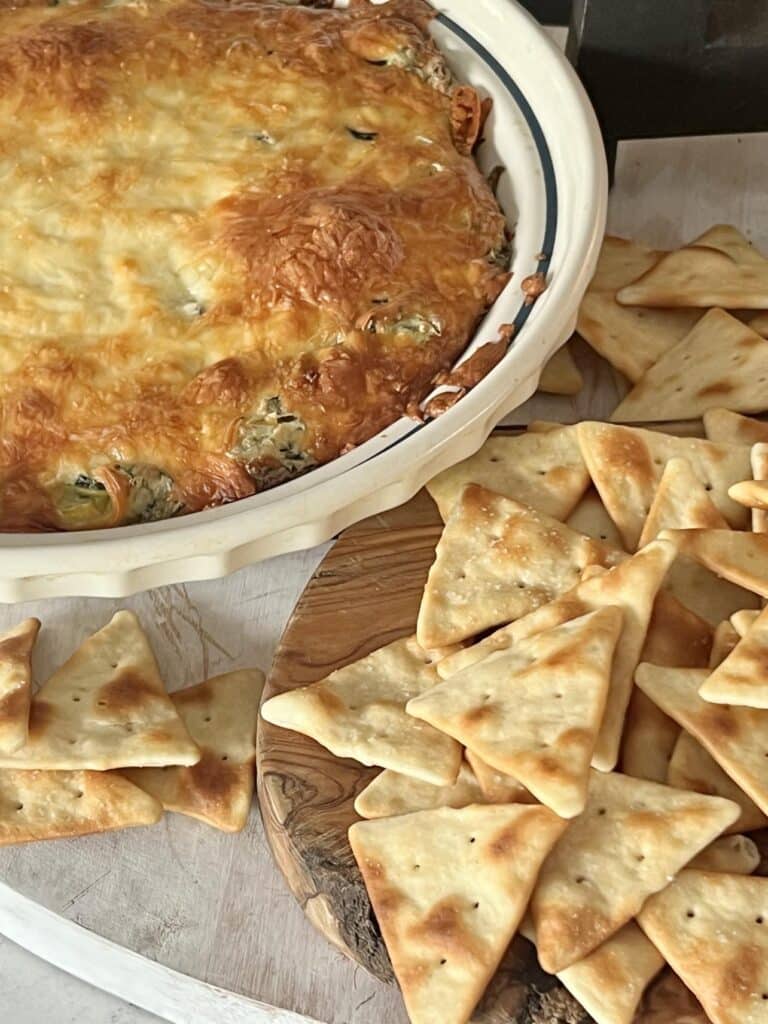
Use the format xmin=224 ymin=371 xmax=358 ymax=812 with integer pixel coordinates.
xmin=2 ymin=63 xmax=768 ymax=1024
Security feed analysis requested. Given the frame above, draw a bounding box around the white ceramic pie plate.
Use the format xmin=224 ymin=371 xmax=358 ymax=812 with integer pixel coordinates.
xmin=0 ymin=0 xmax=607 ymax=600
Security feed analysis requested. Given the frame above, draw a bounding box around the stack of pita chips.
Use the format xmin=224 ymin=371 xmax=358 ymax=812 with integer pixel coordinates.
xmin=262 ymin=416 xmax=768 ymax=1024
xmin=572 ymin=226 xmax=768 ymax=422
xmin=0 ymin=611 xmax=263 ymax=844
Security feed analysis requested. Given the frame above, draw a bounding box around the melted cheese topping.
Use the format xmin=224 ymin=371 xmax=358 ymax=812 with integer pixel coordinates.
xmin=0 ymin=0 xmax=508 ymax=530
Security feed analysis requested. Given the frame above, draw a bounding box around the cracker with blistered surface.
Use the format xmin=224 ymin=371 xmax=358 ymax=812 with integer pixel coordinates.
xmin=704 ymin=408 xmax=768 ymax=446
xmin=437 ymin=541 xmax=675 ymax=772
xmin=426 ymin=425 xmax=590 ymax=523
xmin=577 ymin=422 xmax=750 ymax=550
xmin=261 ymin=635 xmax=461 ymax=786
xmin=667 ymin=728 xmax=768 ymax=834
xmin=701 ymin=605 xmax=768 ymax=708
xmin=416 ymin=484 xmax=623 ymax=649
xmin=617 ymin=225 xmax=768 ymax=308
xmin=638 ymin=869 xmax=768 ymax=1024
xmin=688 ymin=833 xmax=760 ymax=874
xmin=464 ymin=749 xmax=534 ymax=804
xmin=408 ymin=609 xmax=623 ymax=818
xmin=620 ymin=589 xmax=712 ymax=783
xmin=662 ymin=528 xmax=768 ymax=599
xmin=612 ymin=310 xmax=768 ymax=423
xmin=349 ymin=804 xmax=566 ymax=1024
xmin=530 ymin=770 xmax=738 ymax=974
xmin=638 ymin=456 xmax=757 ymax=626
xmin=0 ymin=768 xmax=161 ymax=846
xmin=0 ymin=618 xmax=40 ymax=755
xmin=122 ymin=669 xmax=263 ymax=832
xmin=637 ymin=663 xmax=768 ymax=819
xmin=0 ymin=610 xmax=199 ymax=770
xmin=576 ymin=235 xmax=700 ymax=382
xmin=354 ymin=761 xmax=492 ymax=820
xmin=710 ymin=619 xmax=741 ymax=668
xmin=521 ymin=919 xmax=664 ymax=1024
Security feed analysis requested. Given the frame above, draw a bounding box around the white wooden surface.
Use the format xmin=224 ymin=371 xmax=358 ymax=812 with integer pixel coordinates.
xmin=1 ymin=109 xmax=768 ymax=1024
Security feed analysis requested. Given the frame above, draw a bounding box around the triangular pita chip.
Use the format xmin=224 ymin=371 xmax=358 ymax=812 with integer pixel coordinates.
xmin=667 ymin=729 xmax=768 ymax=834
xmin=530 ymin=770 xmax=739 ymax=973
xmin=261 ymin=636 xmax=461 ymax=786
xmin=700 ymin=605 xmax=768 ymax=707
xmin=704 ymin=407 xmax=768 ymax=445
xmin=566 ymin=488 xmax=625 ymax=548
xmin=408 ymin=609 xmax=623 ymax=817
xmin=578 ymin=422 xmax=750 ymax=550
xmin=621 ymin=587 xmax=712 ymax=781
xmin=729 ymin=444 xmax=768 ymax=535
xmin=576 ymin=236 xmax=700 ymax=381
xmin=417 ymin=485 xmax=622 ymax=648
xmin=463 ymin=750 xmax=533 ymax=804
xmin=349 ymin=804 xmax=567 ymax=1024
xmin=436 ymin=541 xmax=675 ymax=771
xmin=612 ymin=309 xmax=768 ymax=422
xmin=711 ymin=620 xmax=741 ymax=667
xmin=728 ymin=478 xmax=768 ymax=509
xmin=122 ymin=669 xmax=262 ymax=832
xmin=663 ymin=529 xmax=768 ymax=598
xmin=750 ymin=311 xmax=768 ymax=336
xmin=732 ymin=608 xmax=761 ymax=636
xmin=0 ymin=769 xmax=162 ymax=845
xmin=621 ymin=690 xmax=681 ymax=784
xmin=643 ymin=589 xmax=714 ymax=668
xmin=688 ymin=834 xmax=760 ymax=874
xmin=354 ymin=762 xmax=488 ymax=820
xmin=0 ymin=612 xmax=199 ymax=770
xmin=638 ymin=456 xmax=757 ymax=625
xmin=520 ymin=918 xmax=664 ymax=1024
xmin=638 ymin=869 xmax=768 ymax=1024
xmin=636 ymin=663 xmax=768 ymax=817
xmin=640 ymin=456 xmax=729 ymax=543
xmin=0 ymin=619 xmax=40 ymax=755
xmin=617 ymin=224 xmax=768 ymax=308
xmin=538 ymin=343 xmax=583 ymax=395
xmin=426 ymin=425 xmax=589 ymax=522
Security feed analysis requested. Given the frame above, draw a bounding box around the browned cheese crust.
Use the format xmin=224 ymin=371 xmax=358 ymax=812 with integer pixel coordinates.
xmin=0 ymin=0 xmax=509 ymax=530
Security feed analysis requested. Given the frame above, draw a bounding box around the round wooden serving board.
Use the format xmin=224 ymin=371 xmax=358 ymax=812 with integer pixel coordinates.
xmin=257 ymin=488 xmax=707 ymax=1024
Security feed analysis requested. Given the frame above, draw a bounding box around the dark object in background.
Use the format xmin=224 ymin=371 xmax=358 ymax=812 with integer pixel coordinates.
xmin=519 ymin=0 xmax=571 ymax=22
xmin=566 ymin=0 xmax=768 ymax=179
xmin=521 ymin=0 xmax=768 ymax=181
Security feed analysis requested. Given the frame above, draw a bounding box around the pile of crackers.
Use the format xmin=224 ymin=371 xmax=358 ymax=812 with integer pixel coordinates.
xmin=0 ymin=610 xmax=262 ymax=843
xmin=262 ymin=413 xmax=768 ymax=1024
xmin=541 ymin=225 xmax=768 ymax=415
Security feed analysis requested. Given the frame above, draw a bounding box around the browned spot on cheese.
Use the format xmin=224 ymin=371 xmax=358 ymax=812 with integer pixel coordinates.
xmin=218 ymin=186 xmax=406 ymax=315
xmin=450 ymin=85 xmax=486 ymax=155
xmin=184 ymin=359 xmax=249 ymax=407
